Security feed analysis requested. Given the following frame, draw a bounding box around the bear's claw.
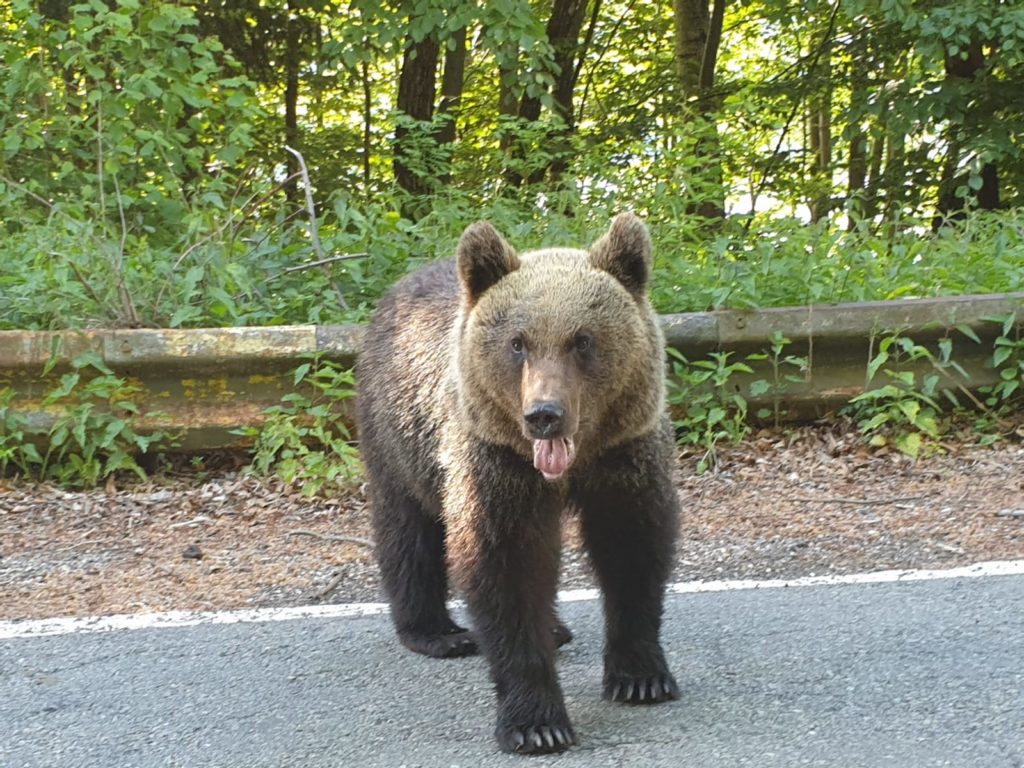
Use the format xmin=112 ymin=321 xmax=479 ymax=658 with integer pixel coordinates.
xmin=500 ymin=723 xmax=575 ymax=754
xmin=604 ymin=672 xmax=679 ymax=704
xmin=552 ymin=622 xmax=573 ymax=648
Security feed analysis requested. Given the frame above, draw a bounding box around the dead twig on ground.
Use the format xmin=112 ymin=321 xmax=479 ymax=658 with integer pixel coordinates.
xmin=51 ymin=538 xmax=112 ymax=554
xmin=792 ymin=494 xmax=933 ymax=506
xmin=308 ymin=570 xmax=348 ymax=601
xmin=169 ymin=516 xmax=214 ymax=530
xmin=286 ymin=529 xmax=374 ymax=548
xmin=995 ymin=509 xmax=1024 ymax=519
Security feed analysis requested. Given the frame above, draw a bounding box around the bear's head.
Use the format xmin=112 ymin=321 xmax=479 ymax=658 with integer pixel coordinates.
xmin=454 ymin=213 xmax=666 ymax=481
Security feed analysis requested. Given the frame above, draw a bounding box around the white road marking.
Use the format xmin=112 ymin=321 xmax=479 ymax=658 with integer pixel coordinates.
xmin=2 ymin=559 xmax=1023 ymax=640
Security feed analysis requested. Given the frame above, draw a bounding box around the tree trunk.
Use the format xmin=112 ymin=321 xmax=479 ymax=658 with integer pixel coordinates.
xmin=847 ymin=131 xmax=867 ymax=228
xmin=672 ymin=0 xmax=726 ymax=219
xmin=283 ymin=12 xmax=301 ymax=203
xmin=699 ymin=0 xmax=724 ymax=98
xmin=807 ymin=103 xmax=831 ymax=222
xmin=505 ymin=0 xmax=590 ymax=188
xmin=864 ymin=126 xmax=886 ymax=221
xmin=516 ymin=0 xmax=588 ymax=124
xmin=977 ymin=163 xmax=1000 ymax=209
xmin=673 ymin=0 xmax=708 ymax=97
xmin=361 ymin=57 xmax=372 ymax=195
xmin=881 ymin=129 xmax=906 ymax=225
xmin=807 ymin=40 xmax=832 ymax=224
xmin=394 ymin=32 xmax=440 ymax=206
xmin=497 ymin=37 xmax=520 ymax=153
xmin=436 ymin=26 xmax=467 ymax=184
xmin=549 ymin=0 xmax=590 ymax=125
xmin=933 ymin=162 xmax=1001 ymax=230
xmin=933 ymin=39 xmax=999 ymax=228
xmin=846 ymin=35 xmax=868 ymax=228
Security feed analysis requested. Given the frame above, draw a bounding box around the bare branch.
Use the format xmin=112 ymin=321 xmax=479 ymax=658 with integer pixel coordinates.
xmin=0 ymin=174 xmax=57 ymax=210
xmin=284 ymin=146 xmax=325 ymax=261
xmin=61 ymin=256 xmax=109 ymax=310
xmin=110 ymin=173 xmax=140 ymax=327
xmin=271 ymin=252 xmax=369 ymax=279
xmin=284 ymin=145 xmax=349 ymax=310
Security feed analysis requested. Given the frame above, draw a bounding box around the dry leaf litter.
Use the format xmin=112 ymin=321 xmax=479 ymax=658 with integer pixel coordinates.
xmin=2 ymin=424 xmax=1023 ymax=621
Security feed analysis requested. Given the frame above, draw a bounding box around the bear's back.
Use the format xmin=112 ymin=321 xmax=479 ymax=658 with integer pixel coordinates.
xmin=359 ymin=257 xmax=459 ymax=372
xmin=356 ymin=258 xmax=460 ymax=509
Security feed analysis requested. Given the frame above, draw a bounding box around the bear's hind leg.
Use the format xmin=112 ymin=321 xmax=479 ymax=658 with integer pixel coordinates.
xmin=372 ymin=487 xmax=476 ymax=658
xmin=577 ymin=438 xmax=680 ymax=704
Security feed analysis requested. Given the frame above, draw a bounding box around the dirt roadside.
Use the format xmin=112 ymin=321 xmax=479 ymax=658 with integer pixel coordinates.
xmin=2 ymin=423 xmax=1023 ymax=622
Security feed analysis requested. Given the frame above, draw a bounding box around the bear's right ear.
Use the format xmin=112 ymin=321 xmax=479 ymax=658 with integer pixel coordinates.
xmin=456 ymin=221 xmax=520 ymax=305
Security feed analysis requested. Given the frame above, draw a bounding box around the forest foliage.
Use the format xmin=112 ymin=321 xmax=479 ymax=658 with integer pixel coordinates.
xmin=2 ymin=0 xmax=1024 ymax=330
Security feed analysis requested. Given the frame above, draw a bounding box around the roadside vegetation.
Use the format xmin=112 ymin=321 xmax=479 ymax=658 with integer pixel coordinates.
xmin=1 ymin=0 xmax=1022 ymax=487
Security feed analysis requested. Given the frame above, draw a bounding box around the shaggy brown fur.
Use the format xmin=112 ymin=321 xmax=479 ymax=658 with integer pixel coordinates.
xmin=357 ymin=213 xmax=679 ymax=755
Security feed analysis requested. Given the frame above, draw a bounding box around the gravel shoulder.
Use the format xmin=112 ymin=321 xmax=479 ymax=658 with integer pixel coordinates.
xmin=2 ymin=424 xmax=1023 ymax=621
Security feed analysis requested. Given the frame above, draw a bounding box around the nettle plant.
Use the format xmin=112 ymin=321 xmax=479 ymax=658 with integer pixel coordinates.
xmin=0 ymin=350 xmax=169 ymax=486
xmin=666 ymin=315 xmax=1024 ymax=467
xmin=975 ymin=313 xmax=1024 ymax=443
xmin=985 ymin=314 xmax=1024 ymax=402
xmin=236 ymin=355 xmax=362 ymax=497
xmin=0 ymin=388 xmax=40 ymax=478
xmin=843 ymin=334 xmax=946 ymax=458
xmin=747 ymin=331 xmax=810 ymax=428
xmin=41 ymin=351 xmax=169 ymax=486
xmin=666 ymin=332 xmax=810 ymax=472
xmin=843 ymin=316 xmax=1024 ymax=457
xmin=666 ymin=348 xmax=753 ymax=473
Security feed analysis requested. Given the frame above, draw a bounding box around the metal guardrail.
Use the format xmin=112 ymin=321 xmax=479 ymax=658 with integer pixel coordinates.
xmin=661 ymin=292 xmax=1024 ymax=422
xmin=1 ymin=293 xmax=1021 ymax=449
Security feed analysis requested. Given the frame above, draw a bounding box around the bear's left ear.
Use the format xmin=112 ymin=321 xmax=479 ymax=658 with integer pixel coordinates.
xmin=457 ymin=221 xmax=520 ymax=306
xmin=588 ymin=212 xmax=652 ymax=298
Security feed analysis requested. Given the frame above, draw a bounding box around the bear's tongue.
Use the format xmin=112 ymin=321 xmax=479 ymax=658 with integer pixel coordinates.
xmin=532 ymin=437 xmax=576 ymax=481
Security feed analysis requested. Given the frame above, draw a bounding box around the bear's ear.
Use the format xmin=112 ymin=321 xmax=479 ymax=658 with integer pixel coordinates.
xmin=457 ymin=221 xmax=520 ymax=305
xmin=588 ymin=212 xmax=652 ymax=297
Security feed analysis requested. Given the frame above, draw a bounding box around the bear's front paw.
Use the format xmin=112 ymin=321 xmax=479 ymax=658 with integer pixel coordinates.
xmin=496 ymin=720 xmax=576 ymax=755
xmin=603 ymin=670 xmax=680 ymax=704
xmin=398 ymin=627 xmax=478 ymax=658
xmin=496 ymin=698 xmax=575 ymax=755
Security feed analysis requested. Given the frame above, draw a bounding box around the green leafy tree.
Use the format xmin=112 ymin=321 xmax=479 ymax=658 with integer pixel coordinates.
xmin=1 ymin=0 xmax=261 ymax=242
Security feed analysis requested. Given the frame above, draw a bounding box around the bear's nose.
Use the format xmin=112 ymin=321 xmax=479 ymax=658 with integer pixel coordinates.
xmin=524 ymin=401 xmax=566 ymax=439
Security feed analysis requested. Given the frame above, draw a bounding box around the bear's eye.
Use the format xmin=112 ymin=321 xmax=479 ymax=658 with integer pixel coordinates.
xmin=510 ymin=336 xmax=525 ymax=355
xmin=574 ymin=333 xmax=593 ymax=354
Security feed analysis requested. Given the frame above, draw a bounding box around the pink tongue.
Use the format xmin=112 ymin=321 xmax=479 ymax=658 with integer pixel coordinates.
xmin=532 ymin=438 xmax=574 ymax=480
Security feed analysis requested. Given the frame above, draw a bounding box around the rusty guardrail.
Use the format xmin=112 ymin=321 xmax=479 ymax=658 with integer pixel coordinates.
xmin=1 ymin=293 xmax=1022 ymax=449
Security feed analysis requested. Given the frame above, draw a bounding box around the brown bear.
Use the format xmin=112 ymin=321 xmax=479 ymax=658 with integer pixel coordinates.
xmin=356 ymin=213 xmax=679 ymax=754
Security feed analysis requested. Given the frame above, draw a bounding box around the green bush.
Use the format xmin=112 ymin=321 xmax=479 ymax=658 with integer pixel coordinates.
xmin=234 ymin=356 xmax=361 ymax=497
xmin=666 ymin=348 xmax=753 ymax=473
xmin=0 ymin=350 xmax=168 ymax=486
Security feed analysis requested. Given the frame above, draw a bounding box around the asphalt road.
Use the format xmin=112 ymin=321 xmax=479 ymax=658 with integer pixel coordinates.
xmin=2 ymin=575 xmax=1023 ymax=768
